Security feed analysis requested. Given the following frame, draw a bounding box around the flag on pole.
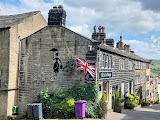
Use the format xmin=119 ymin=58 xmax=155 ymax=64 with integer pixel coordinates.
xmin=76 ymin=58 xmax=95 ymax=78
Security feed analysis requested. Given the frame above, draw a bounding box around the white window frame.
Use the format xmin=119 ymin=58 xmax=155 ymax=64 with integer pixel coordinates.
xmin=102 ymin=54 xmax=105 ymax=68
xmin=119 ymin=58 xmax=125 ymax=70
xmin=105 ymin=55 xmax=108 ymax=69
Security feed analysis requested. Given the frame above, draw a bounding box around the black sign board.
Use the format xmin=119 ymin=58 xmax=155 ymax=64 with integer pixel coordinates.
xmin=99 ymin=71 xmax=112 ymax=79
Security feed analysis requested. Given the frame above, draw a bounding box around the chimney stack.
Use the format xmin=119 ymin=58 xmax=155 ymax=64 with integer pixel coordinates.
xmin=116 ymin=35 xmax=124 ymax=50
xmin=48 ymin=5 xmax=66 ymax=26
xmin=124 ymin=44 xmax=130 ymax=52
xmin=91 ymin=25 xmax=106 ymax=43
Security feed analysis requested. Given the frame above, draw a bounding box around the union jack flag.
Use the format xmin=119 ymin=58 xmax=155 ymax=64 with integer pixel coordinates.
xmin=76 ymin=58 xmax=95 ymax=78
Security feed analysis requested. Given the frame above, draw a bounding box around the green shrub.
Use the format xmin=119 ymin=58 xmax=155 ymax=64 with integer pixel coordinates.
xmin=97 ymin=93 xmax=107 ymax=118
xmin=86 ymin=101 xmax=97 ymax=118
xmin=124 ymin=93 xmax=139 ymax=109
xmin=141 ymin=99 xmax=151 ymax=106
xmin=49 ymin=97 xmax=75 ymax=119
xmin=114 ymin=90 xmax=121 ymax=109
xmin=67 ymin=83 xmax=98 ymax=103
xmin=155 ymin=99 xmax=159 ymax=104
xmin=34 ymin=83 xmax=99 ymax=119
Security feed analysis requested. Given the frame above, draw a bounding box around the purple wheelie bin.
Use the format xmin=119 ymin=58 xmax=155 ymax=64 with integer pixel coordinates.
xmin=74 ymin=100 xmax=86 ymax=119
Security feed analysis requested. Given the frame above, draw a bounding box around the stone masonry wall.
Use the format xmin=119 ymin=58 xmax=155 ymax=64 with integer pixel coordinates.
xmin=0 ymin=29 xmax=10 ymax=117
xmin=6 ymin=12 xmax=47 ymax=117
xmin=18 ymin=26 xmax=92 ymax=114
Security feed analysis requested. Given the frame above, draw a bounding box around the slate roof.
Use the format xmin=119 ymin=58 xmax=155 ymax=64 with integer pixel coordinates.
xmin=98 ymin=43 xmax=149 ymax=63
xmin=0 ymin=11 xmax=40 ymax=29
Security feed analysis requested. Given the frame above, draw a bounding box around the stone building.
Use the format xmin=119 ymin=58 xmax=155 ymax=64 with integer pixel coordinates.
xmin=0 ymin=11 xmax=47 ymax=117
xmin=0 ymin=5 xmax=151 ymax=118
xmin=90 ymin=30 xmax=150 ymax=109
xmin=18 ymin=5 xmax=96 ymax=115
xmin=150 ymin=72 xmax=159 ymax=101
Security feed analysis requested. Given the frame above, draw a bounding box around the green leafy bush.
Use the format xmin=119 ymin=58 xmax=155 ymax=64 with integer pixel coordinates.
xmin=141 ymin=99 xmax=151 ymax=106
xmin=97 ymin=93 xmax=107 ymax=118
xmin=86 ymin=101 xmax=97 ymax=118
xmin=124 ymin=93 xmax=139 ymax=109
xmin=155 ymin=99 xmax=159 ymax=104
xmin=67 ymin=83 xmax=98 ymax=103
xmin=114 ymin=90 xmax=121 ymax=112
xmin=34 ymin=83 xmax=99 ymax=119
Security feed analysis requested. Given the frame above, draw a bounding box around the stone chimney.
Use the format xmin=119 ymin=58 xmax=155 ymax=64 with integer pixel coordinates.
xmin=130 ymin=50 xmax=134 ymax=53
xmin=124 ymin=44 xmax=130 ymax=52
xmin=92 ymin=25 xmax=106 ymax=42
xmin=105 ymin=39 xmax=114 ymax=47
xmin=48 ymin=5 xmax=66 ymax=26
xmin=116 ymin=36 xmax=124 ymax=50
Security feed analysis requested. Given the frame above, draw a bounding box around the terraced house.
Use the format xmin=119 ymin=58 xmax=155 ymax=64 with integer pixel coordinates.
xmin=93 ymin=35 xmax=150 ymax=109
xmin=0 ymin=5 xmax=151 ymax=118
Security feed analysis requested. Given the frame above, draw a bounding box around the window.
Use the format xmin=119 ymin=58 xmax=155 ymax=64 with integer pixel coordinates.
xmin=128 ymin=60 xmax=133 ymax=70
xmin=98 ymin=51 xmax=112 ymax=69
xmin=105 ymin=55 xmax=108 ymax=68
xmin=109 ymin=56 xmax=112 ymax=69
xmin=119 ymin=58 xmax=125 ymax=70
xmin=102 ymin=54 xmax=105 ymax=68
xmin=135 ymin=77 xmax=140 ymax=85
xmin=98 ymin=51 xmax=102 ymax=68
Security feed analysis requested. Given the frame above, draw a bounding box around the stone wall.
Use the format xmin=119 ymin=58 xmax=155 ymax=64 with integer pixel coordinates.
xmin=18 ymin=26 xmax=92 ymax=114
xmin=0 ymin=12 xmax=47 ymax=118
xmin=0 ymin=28 xmax=10 ymax=117
xmin=0 ymin=91 xmax=8 ymax=118
xmin=0 ymin=29 xmax=10 ymax=89
xmin=6 ymin=12 xmax=47 ymax=117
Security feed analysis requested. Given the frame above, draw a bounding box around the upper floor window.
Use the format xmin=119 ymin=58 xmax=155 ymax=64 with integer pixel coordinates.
xmin=128 ymin=60 xmax=133 ymax=70
xmin=135 ymin=76 xmax=140 ymax=85
xmin=119 ymin=58 xmax=125 ymax=70
xmin=98 ymin=51 xmax=112 ymax=69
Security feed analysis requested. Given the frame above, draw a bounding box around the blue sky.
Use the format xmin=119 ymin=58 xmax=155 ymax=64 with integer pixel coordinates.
xmin=0 ymin=0 xmax=160 ymax=59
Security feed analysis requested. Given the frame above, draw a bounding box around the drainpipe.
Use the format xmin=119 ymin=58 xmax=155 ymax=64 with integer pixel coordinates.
xmin=96 ymin=47 xmax=99 ymax=103
xmin=17 ymin=40 xmax=22 ymax=104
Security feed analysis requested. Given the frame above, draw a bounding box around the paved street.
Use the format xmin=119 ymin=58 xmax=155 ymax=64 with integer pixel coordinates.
xmin=106 ymin=104 xmax=160 ymax=120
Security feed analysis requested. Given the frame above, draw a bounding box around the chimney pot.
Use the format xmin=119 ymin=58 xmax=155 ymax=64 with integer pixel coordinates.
xmin=120 ymin=35 xmax=122 ymax=41
xmin=102 ymin=26 xmax=105 ymax=33
xmin=98 ymin=26 xmax=102 ymax=33
xmin=94 ymin=25 xmax=96 ymax=33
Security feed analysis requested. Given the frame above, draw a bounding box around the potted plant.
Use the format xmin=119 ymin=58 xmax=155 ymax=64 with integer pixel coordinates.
xmin=114 ymin=90 xmax=122 ymax=113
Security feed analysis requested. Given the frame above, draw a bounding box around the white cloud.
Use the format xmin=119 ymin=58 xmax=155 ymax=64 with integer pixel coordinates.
xmin=123 ymin=39 xmax=160 ymax=59
xmin=151 ymin=35 xmax=160 ymax=45
xmin=1 ymin=0 xmax=160 ymax=59
xmin=68 ymin=24 xmax=90 ymax=37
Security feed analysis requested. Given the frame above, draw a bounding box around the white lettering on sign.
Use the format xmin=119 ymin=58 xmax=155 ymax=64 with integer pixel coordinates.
xmin=99 ymin=71 xmax=112 ymax=79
